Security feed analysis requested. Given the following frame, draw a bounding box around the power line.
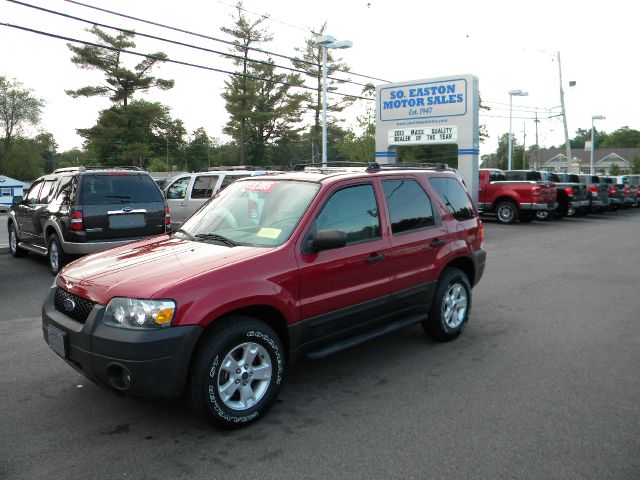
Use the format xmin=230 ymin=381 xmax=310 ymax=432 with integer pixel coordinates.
xmin=61 ymin=0 xmax=391 ymax=84
xmin=1 ymin=22 xmax=374 ymax=102
xmin=8 ymin=0 xmax=372 ymax=89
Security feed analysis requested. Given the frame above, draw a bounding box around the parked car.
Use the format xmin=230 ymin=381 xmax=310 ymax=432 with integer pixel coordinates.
xmin=598 ymin=176 xmax=623 ymax=210
xmin=576 ymin=174 xmax=610 ymax=213
xmin=609 ymin=176 xmax=635 ymax=208
xmin=8 ymin=167 xmax=170 ymax=274
xmin=504 ymin=170 xmax=589 ymax=220
xmin=554 ymin=173 xmax=591 ymax=216
xmin=164 ymin=169 xmax=276 ymax=228
xmin=623 ymin=174 xmax=640 ymax=206
xmin=42 ymin=163 xmax=486 ymax=428
xmin=478 ymin=168 xmax=557 ymax=224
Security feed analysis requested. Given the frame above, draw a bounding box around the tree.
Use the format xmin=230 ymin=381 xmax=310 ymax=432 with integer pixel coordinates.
xmin=78 ymin=100 xmax=186 ymax=168
xmin=293 ymin=22 xmax=354 ymax=162
xmin=599 ymin=126 xmax=640 ymax=148
xmin=609 ymin=164 xmax=621 ymax=176
xmin=66 ymin=26 xmax=174 ymax=108
xmin=1 ymin=137 xmax=44 ymax=180
xmin=221 ymin=2 xmax=306 ymax=166
xmin=221 ymin=2 xmax=272 ymax=165
xmin=0 ymin=76 xmax=44 ymax=169
xmin=632 ymin=156 xmax=640 ymax=174
xmin=184 ymin=128 xmax=218 ymax=171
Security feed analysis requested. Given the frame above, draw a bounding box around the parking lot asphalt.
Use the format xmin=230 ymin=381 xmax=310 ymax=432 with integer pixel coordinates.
xmin=1 ymin=210 xmax=639 ymax=479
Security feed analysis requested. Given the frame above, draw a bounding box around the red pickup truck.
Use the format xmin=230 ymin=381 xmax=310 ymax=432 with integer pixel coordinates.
xmin=478 ymin=169 xmax=557 ymax=224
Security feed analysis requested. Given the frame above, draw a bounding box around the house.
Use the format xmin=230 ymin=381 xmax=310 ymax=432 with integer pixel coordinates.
xmin=0 ymin=175 xmax=28 ymax=212
xmin=536 ymin=147 xmax=640 ymax=174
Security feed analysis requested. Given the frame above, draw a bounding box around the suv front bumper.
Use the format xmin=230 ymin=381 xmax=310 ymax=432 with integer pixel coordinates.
xmin=42 ymin=286 xmax=203 ymax=398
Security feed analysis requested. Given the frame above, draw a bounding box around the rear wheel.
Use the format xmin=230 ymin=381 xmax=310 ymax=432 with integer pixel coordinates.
xmin=47 ymin=234 xmax=68 ymax=275
xmin=8 ymin=223 xmax=27 ymax=257
xmin=422 ymin=268 xmax=471 ymax=342
xmin=535 ymin=210 xmax=552 ymax=221
xmin=495 ymin=201 xmax=517 ymax=224
xmin=188 ymin=317 xmax=284 ymax=429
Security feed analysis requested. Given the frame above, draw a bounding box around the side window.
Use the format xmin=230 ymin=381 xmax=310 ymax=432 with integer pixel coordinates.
xmin=191 ymin=175 xmax=219 ymax=199
xmin=166 ymin=177 xmax=190 ymax=200
xmin=382 ymin=179 xmax=435 ymax=234
xmin=314 ymin=184 xmax=380 ymax=244
xmin=429 ymin=178 xmax=475 ymax=221
xmin=220 ymin=174 xmax=248 ymax=191
xmin=37 ymin=179 xmax=57 ymax=204
xmin=24 ymin=181 xmax=44 ymax=203
xmin=53 ymin=176 xmax=76 ymax=207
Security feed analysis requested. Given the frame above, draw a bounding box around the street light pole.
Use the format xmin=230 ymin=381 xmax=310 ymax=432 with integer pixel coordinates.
xmin=508 ymin=90 xmax=528 ymax=170
xmin=590 ymin=115 xmax=605 ymax=175
xmin=315 ymin=35 xmax=352 ymax=170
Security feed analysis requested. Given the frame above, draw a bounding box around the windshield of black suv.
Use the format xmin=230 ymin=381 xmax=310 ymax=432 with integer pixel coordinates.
xmin=175 ymin=179 xmax=320 ymax=247
xmin=80 ymin=174 xmax=163 ymax=205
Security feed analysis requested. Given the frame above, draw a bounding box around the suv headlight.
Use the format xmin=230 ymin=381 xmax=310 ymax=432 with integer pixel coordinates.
xmin=104 ymin=298 xmax=175 ymax=329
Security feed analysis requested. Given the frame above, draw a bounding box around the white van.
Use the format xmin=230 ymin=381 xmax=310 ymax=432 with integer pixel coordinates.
xmin=165 ymin=169 xmax=277 ymax=227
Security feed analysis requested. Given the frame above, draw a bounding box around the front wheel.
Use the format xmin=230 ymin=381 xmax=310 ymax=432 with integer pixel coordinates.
xmin=9 ymin=223 xmax=27 ymax=257
xmin=422 ymin=268 xmax=471 ymax=342
xmin=189 ymin=317 xmax=285 ymax=429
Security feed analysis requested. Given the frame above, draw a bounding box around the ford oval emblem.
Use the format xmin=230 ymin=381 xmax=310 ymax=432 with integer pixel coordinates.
xmin=122 ymin=207 xmax=132 ymax=213
xmin=63 ymin=298 xmax=76 ymax=312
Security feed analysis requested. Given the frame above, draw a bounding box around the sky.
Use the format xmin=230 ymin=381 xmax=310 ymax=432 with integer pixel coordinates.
xmin=0 ymin=0 xmax=637 ymax=159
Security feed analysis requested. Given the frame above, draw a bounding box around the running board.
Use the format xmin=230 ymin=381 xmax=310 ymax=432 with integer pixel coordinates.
xmin=306 ymin=314 xmax=428 ymax=360
xmin=18 ymin=242 xmax=48 ymax=256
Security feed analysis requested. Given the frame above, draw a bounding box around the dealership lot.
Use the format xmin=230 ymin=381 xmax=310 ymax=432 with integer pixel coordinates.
xmin=1 ymin=211 xmax=639 ymax=480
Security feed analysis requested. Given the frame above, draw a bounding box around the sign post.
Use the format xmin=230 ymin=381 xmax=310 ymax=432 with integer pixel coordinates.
xmin=375 ymin=74 xmax=480 ymax=204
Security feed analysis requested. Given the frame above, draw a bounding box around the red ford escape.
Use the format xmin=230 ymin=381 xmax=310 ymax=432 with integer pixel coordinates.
xmin=42 ymin=163 xmax=486 ymax=428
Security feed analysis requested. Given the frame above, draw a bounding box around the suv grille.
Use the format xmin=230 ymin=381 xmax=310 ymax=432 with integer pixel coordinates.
xmin=54 ymin=288 xmax=96 ymax=324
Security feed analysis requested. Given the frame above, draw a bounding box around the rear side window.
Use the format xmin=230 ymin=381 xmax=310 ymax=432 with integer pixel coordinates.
xmin=80 ymin=174 xmax=163 ymax=205
xmin=37 ymin=179 xmax=57 ymax=204
xmin=382 ymin=179 xmax=435 ymax=234
xmin=191 ymin=175 xmax=220 ymax=199
xmin=220 ymin=174 xmax=249 ymax=191
xmin=52 ymin=176 xmax=76 ymax=207
xmin=429 ymin=177 xmax=475 ymax=221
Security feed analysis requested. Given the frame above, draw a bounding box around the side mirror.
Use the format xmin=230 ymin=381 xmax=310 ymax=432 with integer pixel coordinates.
xmin=12 ymin=195 xmax=23 ymax=205
xmin=310 ymin=229 xmax=347 ymax=252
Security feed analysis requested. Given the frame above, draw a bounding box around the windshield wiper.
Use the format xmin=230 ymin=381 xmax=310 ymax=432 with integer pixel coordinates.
xmin=195 ymin=233 xmax=237 ymax=247
xmin=172 ymin=228 xmax=195 ymax=240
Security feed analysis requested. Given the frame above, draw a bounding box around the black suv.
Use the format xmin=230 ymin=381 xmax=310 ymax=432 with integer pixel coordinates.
xmin=8 ymin=167 xmax=170 ymax=274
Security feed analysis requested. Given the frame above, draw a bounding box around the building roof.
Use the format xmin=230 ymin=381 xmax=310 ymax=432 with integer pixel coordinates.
xmin=540 ymin=147 xmax=640 ymax=167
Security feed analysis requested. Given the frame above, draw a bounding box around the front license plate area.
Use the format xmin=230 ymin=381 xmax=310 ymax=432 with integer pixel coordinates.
xmin=109 ymin=214 xmax=146 ymax=229
xmin=48 ymin=325 xmax=67 ymax=358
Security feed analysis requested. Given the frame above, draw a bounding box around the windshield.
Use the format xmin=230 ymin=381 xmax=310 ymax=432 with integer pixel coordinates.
xmin=174 ymin=179 xmax=320 ymax=247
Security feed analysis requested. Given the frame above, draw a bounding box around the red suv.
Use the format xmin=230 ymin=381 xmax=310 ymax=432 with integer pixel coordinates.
xmin=42 ymin=164 xmax=486 ymax=428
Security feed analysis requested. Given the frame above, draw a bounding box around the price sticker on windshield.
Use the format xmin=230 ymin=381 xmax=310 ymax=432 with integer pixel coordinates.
xmin=243 ymin=181 xmax=276 ymax=192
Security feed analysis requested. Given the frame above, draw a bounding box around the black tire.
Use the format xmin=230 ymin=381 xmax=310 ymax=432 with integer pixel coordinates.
xmin=47 ymin=234 xmax=68 ymax=275
xmin=8 ymin=223 xmax=27 ymax=257
xmin=495 ymin=201 xmax=517 ymax=224
xmin=188 ymin=317 xmax=285 ymax=429
xmin=422 ymin=268 xmax=471 ymax=342
xmin=535 ymin=210 xmax=552 ymax=221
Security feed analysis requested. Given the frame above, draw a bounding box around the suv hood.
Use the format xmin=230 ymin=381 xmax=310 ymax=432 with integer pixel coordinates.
xmin=58 ymin=235 xmax=267 ymax=304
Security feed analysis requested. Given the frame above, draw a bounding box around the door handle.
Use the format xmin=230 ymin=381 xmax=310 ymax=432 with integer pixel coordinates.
xmin=429 ymin=239 xmax=446 ymax=248
xmin=366 ymin=253 xmax=385 ymax=264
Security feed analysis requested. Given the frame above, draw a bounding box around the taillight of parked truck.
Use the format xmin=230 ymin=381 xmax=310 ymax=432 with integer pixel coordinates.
xmin=564 ymin=187 xmax=574 ymax=197
xmin=588 ymin=185 xmax=598 ymax=193
xmin=69 ymin=210 xmax=84 ymax=231
xmin=609 ymin=187 xmax=616 ymax=197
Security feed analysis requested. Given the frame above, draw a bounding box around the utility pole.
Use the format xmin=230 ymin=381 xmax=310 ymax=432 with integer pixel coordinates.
xmin=534 ymin=111 xmax=540 ymax=170
xmin=557 ymin=51 xmax=572 ymax=173
xmin=522 ymin=122 xmax=527 ymax=169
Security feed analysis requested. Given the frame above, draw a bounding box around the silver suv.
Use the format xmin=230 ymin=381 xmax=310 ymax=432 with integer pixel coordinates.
xmin=164 ymin=169 xmax=275 ymax=227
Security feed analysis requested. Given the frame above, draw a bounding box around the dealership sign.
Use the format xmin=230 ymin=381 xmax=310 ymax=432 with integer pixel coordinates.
xmin=375 ymin=74 xmax=480 ymax=204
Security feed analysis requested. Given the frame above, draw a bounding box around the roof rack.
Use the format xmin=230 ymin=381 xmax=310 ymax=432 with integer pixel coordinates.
xmin=292 ymin=161 xmax=371 ymax=172
xmin=53 ymin=166 xmax=143 ymax=173
xmin=367 ymin=162 xmax=451 ymax=172
xmin=207 ymin=165 xmax=281 ymax=171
